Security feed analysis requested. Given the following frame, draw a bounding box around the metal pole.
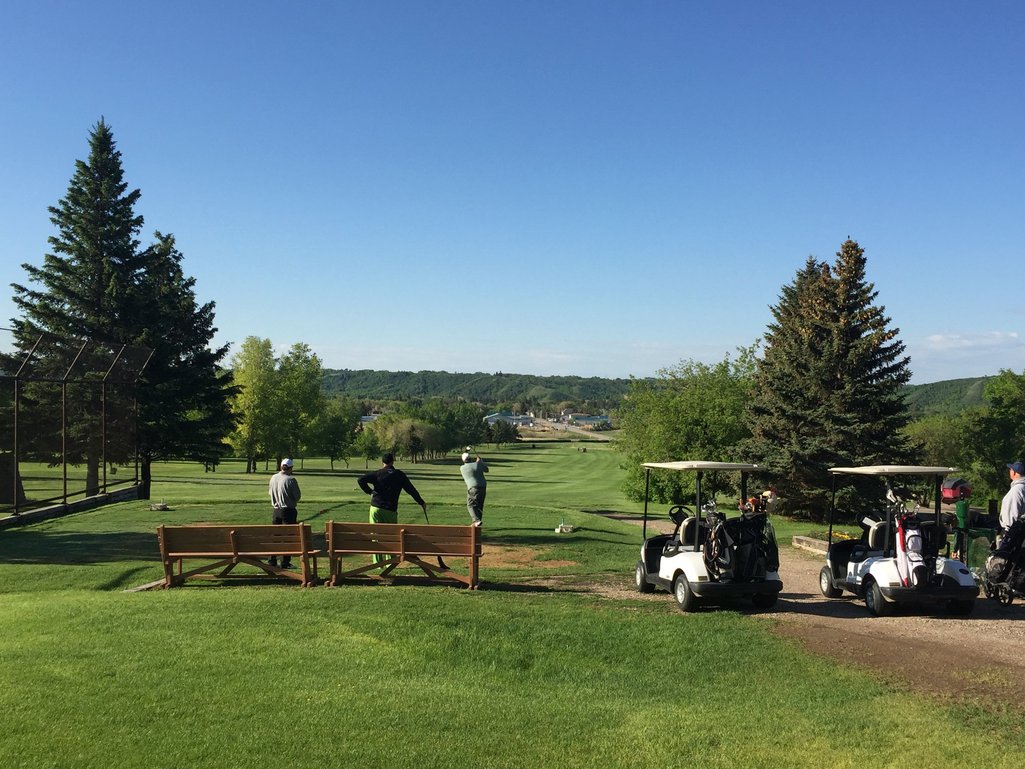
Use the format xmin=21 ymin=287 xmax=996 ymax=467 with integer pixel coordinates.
xmin=12 ymin=378 xmax=19 ymax=515
xmin=694 ymin=471 xmax=703 ymax=551
xmin=827 ymin=473 xmax=836 ymax=545
xmin=12 ymin=333 xmax=44 ymax=515
xmin=642 ymin=468 xmax=650 ymax=541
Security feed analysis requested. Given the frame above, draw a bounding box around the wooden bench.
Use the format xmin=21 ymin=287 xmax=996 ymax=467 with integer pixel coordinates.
xmin=325 ymin=521 xmax=481 ymax=589
xmin=156 ymin=524 xmax=319 ymax=588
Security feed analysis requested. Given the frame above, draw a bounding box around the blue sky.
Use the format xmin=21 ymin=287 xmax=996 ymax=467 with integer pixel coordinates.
xmin=1 ymin=1 xmax=1022 ymax=384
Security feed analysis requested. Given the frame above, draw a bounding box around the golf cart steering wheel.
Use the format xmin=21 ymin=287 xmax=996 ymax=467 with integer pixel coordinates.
xmin=668 ymin=505 xmax=692 ymax=530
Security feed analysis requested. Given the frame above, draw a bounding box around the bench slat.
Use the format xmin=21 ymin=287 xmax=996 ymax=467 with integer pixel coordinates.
xmin=156 ymin=524 xmax=318 ymax=588
xmin=325 ymin=520 xmax=480 ymax=589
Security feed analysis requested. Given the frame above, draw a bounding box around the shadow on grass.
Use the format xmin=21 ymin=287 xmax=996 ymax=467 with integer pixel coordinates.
xmin=479 ymin=581 xmax=587 ymax=595
xmin=0 ymin=530 xmax=159 ymax=564
xmin=483 ymin=528 xmax=635 ymax=547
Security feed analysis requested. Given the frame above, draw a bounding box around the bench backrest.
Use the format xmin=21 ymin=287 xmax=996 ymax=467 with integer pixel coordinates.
xmin=159 ymin=524 xmax=313 ymax=557
xmin=326 ymin=521 xmax=480 ymax=557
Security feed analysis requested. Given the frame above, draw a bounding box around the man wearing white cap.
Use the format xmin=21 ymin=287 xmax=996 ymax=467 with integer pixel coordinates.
xmin=460 ymin=451 xmax=488 ymax=526
xmin=999 ymin=460 xmax=1025 ymax=546
xmin=268 ymin=458 xmax=301 ymax=568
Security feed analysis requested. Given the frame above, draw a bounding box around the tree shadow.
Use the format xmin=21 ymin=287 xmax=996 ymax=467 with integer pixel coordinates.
xmin=0 ymin=530 xmax=159 ymax=565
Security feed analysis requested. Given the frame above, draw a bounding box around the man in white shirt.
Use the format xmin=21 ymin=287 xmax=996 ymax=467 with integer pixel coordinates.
xmin=998 ymin=460 xmax=1025 ymax=544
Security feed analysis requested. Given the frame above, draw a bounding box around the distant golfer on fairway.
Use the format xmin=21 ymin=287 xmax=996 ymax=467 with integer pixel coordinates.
xmin=460 ymin=450 xmax=488 ymax=526
xmin=358 ymin=453 xmax=428 ymax=564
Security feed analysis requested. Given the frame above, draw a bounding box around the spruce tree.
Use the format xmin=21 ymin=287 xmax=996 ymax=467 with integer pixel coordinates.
xmin=133 ymin=232 xmax=236 ymax=495
xmin=746 ymin=240 xmax=916 ymax=517
xmin=11 ymin=120 xmax=233 ymax=497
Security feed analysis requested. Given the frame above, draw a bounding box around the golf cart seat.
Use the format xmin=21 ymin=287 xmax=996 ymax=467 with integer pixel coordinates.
xmin=677 ymin=516 xmax=710 ymax=548
xmin=914 ymin=519 xmax=948 ymax=556
xmin=866 ymin=519 xmax=891 ymax=552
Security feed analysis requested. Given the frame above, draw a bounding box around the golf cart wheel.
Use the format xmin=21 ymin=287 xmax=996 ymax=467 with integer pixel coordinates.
xmin=864 ymin=579 xmax=892 ymax=617
xmin=946 ymin=599 xmax=975 ymax=616
xmin=998 ymin=590 xmax=1015 ymax=606
xmin=634 ymin=561 xmax=654 ymax=594
xmin=819 ymin=566 xmax=842 ymax=598
xmin=673 ymin=574 xmax=696 ymax=613
xmin=752 ymin=592 xmax=777 ymax=610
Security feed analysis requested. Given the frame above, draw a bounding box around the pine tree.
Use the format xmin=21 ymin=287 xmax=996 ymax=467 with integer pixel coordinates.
xmin=10 ymin=120 xmax=233 ymax=497
xmin=11 ymin=119 xmax=146 ymax=494
xmin=133 ymin=232 xmax=236 ymax=495
xmin=746 ymin=240 xmax=916 ymax=518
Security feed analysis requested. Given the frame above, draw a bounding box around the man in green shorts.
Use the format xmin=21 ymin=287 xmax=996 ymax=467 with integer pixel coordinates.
xmin=357 ymin=452 xmax=429 ymax=564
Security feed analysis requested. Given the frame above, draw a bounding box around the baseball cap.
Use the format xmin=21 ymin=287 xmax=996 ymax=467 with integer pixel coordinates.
xmin=461 ymin=452 xmax=471 ymax=462
xmin=281 ymin=458 xmax=293 ymax=468
xmin=1008 ymin=461 xmax=1025 ymax=475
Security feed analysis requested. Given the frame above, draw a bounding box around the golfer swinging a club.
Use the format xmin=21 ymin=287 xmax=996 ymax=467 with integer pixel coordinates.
xmin=358 ymin=452 xmax=429 ymax=565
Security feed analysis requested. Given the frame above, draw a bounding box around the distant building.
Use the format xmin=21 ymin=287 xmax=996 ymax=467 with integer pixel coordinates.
xmin=484 ymin=411 xmax=534 ymax=427
xmin=567 ymin=414 xmax=612 ymax=430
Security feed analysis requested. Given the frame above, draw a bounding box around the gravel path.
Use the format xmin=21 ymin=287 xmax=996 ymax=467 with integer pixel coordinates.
xmin=587 ymin=513 xmax=1025 ymax=707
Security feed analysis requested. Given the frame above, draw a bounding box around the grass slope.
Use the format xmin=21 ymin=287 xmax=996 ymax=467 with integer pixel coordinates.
xmin=0 ymin=441 xmax=1019 ymax=768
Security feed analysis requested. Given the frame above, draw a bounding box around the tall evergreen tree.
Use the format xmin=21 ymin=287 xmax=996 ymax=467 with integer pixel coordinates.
xmin=10 ymin=120 xmax=233 ymax=496
xmin=745 ymin=240 xmax=916 ymax=517
xmin=133 ymin=232 xmax=236 ymax=494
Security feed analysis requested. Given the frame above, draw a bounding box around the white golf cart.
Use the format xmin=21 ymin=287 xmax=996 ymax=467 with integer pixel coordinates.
xmin=633 ymin=461 xmax=783 ymax=612
xmin=818 ymin=465 xmax=978 ymax=616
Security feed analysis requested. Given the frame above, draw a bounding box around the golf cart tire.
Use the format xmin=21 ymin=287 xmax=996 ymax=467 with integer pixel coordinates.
xmin=865 ymin=579 xmax=892 ymax=617
xmin=752 ymin=592 xmax=778 ymax=610
xmin=634 ymin=561 xmax=655 ymax=594
xmin=946 ymin=599 xmax=975 ymax=616
xmin=819 ymin=566 xmax=842 ymax=598
xmin=673 ymin=574 xmax=696 ymax=612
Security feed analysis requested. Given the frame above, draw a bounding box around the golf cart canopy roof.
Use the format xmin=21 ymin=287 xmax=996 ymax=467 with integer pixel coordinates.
xmin=643 ymin=461 xmax=760 ymax=472
xmin=828 ymin=465 xmax=960 ymax=477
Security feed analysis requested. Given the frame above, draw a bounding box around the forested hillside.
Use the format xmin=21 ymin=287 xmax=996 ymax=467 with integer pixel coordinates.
xmin=321 ymin=368 xmax=990 ymax=418
xmin=321 ymin=369 xmax=633 ymax=409
xmin=901 ymin=377 xmax=989 ymax=417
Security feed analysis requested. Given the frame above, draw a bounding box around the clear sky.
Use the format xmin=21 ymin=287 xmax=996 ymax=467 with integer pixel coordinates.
xmin=1 ymin=1 xmax=1022 ymax=384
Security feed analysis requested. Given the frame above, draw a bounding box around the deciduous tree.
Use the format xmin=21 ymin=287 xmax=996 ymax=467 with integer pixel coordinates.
xmin=614 ymin=351 xmax=756 ymax=504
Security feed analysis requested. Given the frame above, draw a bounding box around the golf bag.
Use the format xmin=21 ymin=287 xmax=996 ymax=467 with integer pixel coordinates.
xmin=702 ymin=510 xmax=734 ymax=581
xmin=985 ymin=518 xmax=1025 ymax=591
xmin=703 ymin=509 xmax=780 ymax=582
xmin=895 ymin=513 xmax=927 ymax=588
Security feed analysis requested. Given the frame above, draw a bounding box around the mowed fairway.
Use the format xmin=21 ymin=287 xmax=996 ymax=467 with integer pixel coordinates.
xmin=0 ymin=440 xmax=1020 ymax=768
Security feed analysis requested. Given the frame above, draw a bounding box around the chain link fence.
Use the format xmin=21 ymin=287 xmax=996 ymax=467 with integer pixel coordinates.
xmin=0 ymin=328 xmax=151 ymax=519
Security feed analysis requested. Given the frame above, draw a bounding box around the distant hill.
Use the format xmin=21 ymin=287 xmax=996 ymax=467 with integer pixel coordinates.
xmin=321 ymin=368 xmax=990 ymax=417
xmin=321 ymin=368 xmax=634 ymax=409
xmin=901 ymin=377 xmax=989 ymax=417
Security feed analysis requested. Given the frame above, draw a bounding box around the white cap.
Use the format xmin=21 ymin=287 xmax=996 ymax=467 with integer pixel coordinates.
xmin=461 ymin=452 xmax=471 ymax=462
xmin=281 ymin=458 xmax=293 ymax=468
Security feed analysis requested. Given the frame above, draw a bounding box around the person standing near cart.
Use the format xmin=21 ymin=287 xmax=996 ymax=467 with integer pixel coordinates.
xmin=358 ymin=453 xmax=428 ymax=564
xmin=268 ymin=458 xmax=301 ymax=569
xmin=460 ymin=451 xmax=488 ymax=526
xmin=999 ymin=460 xmax=1025 ymax=545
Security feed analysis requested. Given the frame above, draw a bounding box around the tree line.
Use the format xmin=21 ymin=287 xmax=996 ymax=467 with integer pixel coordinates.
xmin=227 ymin=336 xmax=513 ymax=470
xmin=615 ymin=240 xmax=1025 ymax=518
xmin=322 ymin=368 xmax=628 ymax=415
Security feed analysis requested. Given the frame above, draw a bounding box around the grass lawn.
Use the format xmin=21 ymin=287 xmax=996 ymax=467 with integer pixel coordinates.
xmin=0 ymin=440 xmax=1019 ymax=768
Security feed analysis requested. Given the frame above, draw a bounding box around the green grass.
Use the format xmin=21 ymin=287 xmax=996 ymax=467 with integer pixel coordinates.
xmin=1 ymin=441 xmax=1022 ymax=768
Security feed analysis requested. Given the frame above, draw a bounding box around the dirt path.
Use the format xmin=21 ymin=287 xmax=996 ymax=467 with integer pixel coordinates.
xmin=575 ymin=514 xmax=1025 ymax=709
